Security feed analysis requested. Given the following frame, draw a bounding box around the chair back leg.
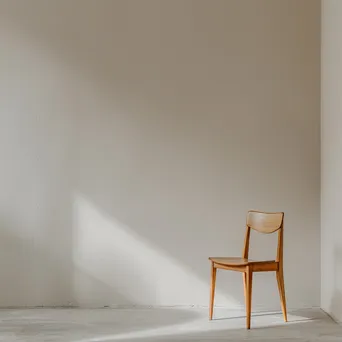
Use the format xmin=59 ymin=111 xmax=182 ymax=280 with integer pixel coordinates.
xmin=276 ymin=267 xmax=288 ymax=322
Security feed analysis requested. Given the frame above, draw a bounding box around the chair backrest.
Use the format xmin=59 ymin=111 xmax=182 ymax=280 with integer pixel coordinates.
xmin=243 ymin=210 xmax=284 ymax=262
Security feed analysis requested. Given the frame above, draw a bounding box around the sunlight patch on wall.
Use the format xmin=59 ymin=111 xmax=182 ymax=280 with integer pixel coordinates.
xmin=72 ymin=193 xmax=236 ymax=307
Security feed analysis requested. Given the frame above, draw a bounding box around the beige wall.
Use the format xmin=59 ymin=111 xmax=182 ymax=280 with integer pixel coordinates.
xmin=321 ymin=0 xmax=342 ymax=322
xmin=0 ymin=0 xmax=320 ymax=309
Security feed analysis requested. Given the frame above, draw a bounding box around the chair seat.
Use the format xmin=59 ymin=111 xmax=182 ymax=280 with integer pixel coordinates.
xmin=209 ymin=257 xmax=275 ymax=267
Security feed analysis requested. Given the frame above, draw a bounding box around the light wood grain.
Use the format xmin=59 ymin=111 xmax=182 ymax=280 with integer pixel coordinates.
xmin=214 ymin=264 xmax=246 ymax=272
xmin=209 ymin=262 xmax=216 ymax=320
xmin=209 ymin=257 xmax=275 ymax=267
xmin=246 ymin=266 xmax=253 ymax=329
xmin=276 ymin=224 xmax=287 ymax=322
xmin=208 ymin=210 xmax=287 ymax=329
xmin=247 ymin=211 xmax=283 ymax=234
xmin=243 ymin=273 xmax=247 ymax=304
xmin=276 ymin=268 xmax=287 ymax=322
xmin=243 ymin=226 xmax=251 ymax=258
xmin=251 ymin=262 xmax=278 ymax=272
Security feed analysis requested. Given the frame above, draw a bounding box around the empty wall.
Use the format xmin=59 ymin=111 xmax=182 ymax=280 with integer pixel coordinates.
xmin=321 ymin=0 xmax=342 ymax=322
xmin=0 ymin=0 xmax=320 ymax=309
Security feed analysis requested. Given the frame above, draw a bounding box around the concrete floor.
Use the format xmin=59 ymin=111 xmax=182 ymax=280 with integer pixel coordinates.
xmin=0 ymin=308 xmax=341 ymax=342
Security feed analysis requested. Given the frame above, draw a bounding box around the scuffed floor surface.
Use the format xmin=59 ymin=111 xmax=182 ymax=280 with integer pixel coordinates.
xmin=0 ymin=308 xmax=341 ymax=342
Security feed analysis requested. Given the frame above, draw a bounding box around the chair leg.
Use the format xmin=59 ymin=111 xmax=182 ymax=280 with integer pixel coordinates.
xmin=209 ymin=263 xmax=217 ymax=320
xmin=245 ymin=266 xmax=253 ymax=329
xmin=276 ymin=267 xmax=288 ymax=322
xmin=243 ymin=273 xmax=247 ymax=300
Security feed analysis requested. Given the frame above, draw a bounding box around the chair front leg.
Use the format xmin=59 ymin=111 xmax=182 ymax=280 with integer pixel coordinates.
xmin=209 ymin=262 xmax=217 ymax=320
xmin=245 ymin=266 xmax=253 ymax=329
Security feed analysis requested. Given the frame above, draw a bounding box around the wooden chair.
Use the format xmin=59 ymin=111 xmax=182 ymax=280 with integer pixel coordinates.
xmin=208 ymin=210 xmax=287 ymax=329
